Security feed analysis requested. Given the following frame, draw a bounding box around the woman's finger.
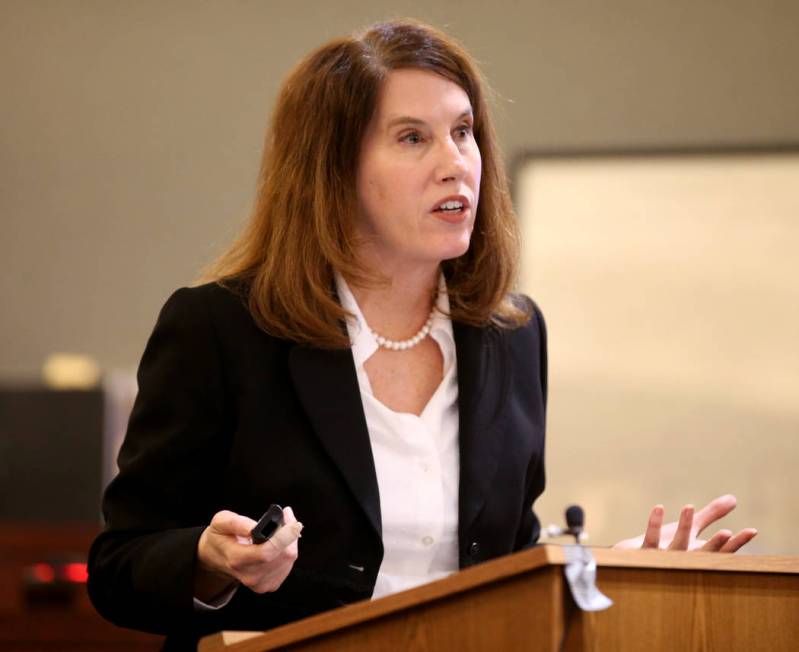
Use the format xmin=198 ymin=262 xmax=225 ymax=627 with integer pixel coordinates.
xmin=269 ymin=522 xmax=304 ymax=551
xmin=700 ymin=529 xmax=732 ymax=552
xmin=228 ymin=543 xmax=281 ymax=572
xmin=231 ymin=527 xmax=297 ymax=568
xmin=692 ymin=494 xmax=736 ymax=536
xmin=668 ymin=505 xmax=695 ymax=550
xmin=239 ymin=553 xmax=291 ymax=584
xmin=642 ymin=505 xmax=664 ymax=548
xmin=240 ymin=545 xmax=299 ymax=593
xmin=719 ymin=528 xmax=758 ymax=553
xmin=210 ymin=510 xmax=258 ymax=538
xmin=251 ymin=562 xmax=295 ymax=594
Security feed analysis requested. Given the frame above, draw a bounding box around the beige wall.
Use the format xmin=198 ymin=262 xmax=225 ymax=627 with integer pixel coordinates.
xmin=518 ymin=154 xmax=799 ymax=554
xmin=2 ymin=1 xmax=798 ymax=549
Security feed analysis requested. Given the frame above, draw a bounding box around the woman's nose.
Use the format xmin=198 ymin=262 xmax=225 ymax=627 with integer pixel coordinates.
xmin=436 ymin=139 xmax=468 ymax=182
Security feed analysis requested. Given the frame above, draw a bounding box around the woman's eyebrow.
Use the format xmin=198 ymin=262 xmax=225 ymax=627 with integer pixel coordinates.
xmin=384 ymin=109 xmax=474 ymax=132
xmin=385 ymin=116 xmax=427 ymax=130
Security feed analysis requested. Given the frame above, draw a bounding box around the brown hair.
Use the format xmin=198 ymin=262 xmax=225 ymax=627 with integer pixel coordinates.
xmin=204 ymin=19 xmax=529 ymax=348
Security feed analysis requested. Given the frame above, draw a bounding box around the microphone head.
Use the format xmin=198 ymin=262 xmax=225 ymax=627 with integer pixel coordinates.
xmin=565 ymin=505 xmax=584 ymax=531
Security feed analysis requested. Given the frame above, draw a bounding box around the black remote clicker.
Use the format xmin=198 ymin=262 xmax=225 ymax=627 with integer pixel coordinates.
xmin=250 ymin=504 xmax=285 ymax=544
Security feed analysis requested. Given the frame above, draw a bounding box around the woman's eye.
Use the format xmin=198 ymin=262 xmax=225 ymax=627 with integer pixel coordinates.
xmin=400 ymin=132 xmax=423 ymax=144
xmin=455 ymin=125 xmax=473 ymax=139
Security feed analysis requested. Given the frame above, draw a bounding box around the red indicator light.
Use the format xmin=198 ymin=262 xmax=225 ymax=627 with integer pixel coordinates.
xmin=31 ymin=563 xmax=56 ymax=583
xmin=61 ymin=562 xmax=88 ymax=583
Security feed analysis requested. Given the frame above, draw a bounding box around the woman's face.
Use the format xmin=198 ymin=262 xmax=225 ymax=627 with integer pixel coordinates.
xmin=355 ymin=68 xmax=482 ymax=274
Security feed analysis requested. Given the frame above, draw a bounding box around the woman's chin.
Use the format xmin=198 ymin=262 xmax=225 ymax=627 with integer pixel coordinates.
xmin=438 ymin=235 xmax=473 ymax=261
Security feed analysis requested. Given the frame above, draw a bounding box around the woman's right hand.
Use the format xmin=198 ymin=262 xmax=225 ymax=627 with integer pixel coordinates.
xmin=612 ymin=495 xmax=757 ymax=552
xmin=194 ymin=506 xmax=301 ymax=602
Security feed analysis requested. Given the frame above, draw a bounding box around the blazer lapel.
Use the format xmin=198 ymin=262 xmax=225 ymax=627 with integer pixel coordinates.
xmin=454 ymin=321 xmax=511 ymax=539
xmin=288 ymin=344 xmax=382 ymax=540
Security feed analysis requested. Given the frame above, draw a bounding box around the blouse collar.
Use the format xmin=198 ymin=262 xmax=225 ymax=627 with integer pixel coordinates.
xmin=335 ymin=272 xmax=454 ymax=372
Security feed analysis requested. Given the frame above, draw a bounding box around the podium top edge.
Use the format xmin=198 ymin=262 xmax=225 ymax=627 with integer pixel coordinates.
xmin=582 ymin=545 xmax=799 ymax=574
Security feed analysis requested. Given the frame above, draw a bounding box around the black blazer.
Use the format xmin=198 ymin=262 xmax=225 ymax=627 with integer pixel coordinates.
xmin=88 ymin=281 xmax=547 ymax=648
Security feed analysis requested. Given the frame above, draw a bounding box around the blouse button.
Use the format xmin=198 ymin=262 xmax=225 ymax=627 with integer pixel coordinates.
xmin=468 ymin=541 xmax=480 ymax=557
xmin=422 ymin=536 xmax=434 ymax=546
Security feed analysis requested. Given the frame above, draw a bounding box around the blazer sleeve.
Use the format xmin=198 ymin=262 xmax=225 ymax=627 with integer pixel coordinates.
xmin=88 ymin=286 xmax=231 ymax=634
xmin=513 ymin=298 xmax=547 ymax=551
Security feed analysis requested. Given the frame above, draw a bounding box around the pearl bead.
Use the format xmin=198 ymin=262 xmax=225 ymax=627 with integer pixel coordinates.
xmin=369 ymin=306 xmax=436 ymax=352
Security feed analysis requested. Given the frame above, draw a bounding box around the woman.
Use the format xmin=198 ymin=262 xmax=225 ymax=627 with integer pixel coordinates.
xmin=87 ymin=20 xmax=755 ymax=649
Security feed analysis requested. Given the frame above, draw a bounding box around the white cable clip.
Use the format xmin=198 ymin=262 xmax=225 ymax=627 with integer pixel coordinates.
xmin=563 ymin=544 xmax=613 ymax=612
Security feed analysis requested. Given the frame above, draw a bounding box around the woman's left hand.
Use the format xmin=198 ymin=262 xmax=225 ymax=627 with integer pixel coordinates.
xmin=613 ymin=494 xmax=758 ymax=552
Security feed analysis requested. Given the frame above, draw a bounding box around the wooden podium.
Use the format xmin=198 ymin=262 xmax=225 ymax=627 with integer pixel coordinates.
xmin=198 ymin=546 xmax=799 ymax=652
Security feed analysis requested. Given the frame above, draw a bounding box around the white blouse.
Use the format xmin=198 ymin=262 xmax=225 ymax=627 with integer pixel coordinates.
xmin=335 ymin=274 xmax=460 ymax=600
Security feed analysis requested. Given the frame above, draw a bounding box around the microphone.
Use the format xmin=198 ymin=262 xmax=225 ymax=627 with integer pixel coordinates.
xmin=545 ymin=504 xmax=587 ymax=543
xmin=565 ymin=505 xmax=584 ymax=542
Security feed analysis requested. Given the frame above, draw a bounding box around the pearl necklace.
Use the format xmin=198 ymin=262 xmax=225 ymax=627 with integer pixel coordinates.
xmin=370 ymin=308 xmax=436 ymax=351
